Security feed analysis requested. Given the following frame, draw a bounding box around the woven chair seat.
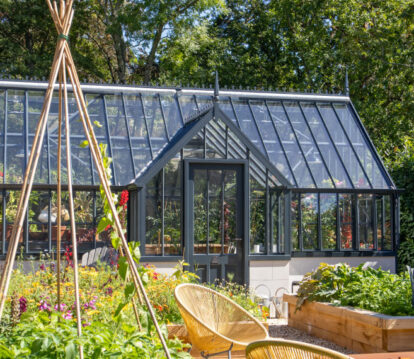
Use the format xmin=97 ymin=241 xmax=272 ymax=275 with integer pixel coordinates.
xmin=246 ymin=339 xmax=352 ymax=359
xmin=175 ymin=283 xmax=268 ymax=356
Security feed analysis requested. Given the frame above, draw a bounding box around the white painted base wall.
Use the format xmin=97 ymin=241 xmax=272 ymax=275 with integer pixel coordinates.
xmin=249 ymin=256 xmax=396 ymax=299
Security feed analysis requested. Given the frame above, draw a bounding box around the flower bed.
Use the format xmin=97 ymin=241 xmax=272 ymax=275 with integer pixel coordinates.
xmin=0 ymin=258 xmax=266 ymax=358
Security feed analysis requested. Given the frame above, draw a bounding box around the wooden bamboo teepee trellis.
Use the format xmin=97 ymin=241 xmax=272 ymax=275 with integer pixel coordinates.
xmin=0 ymin=1 xmax=171 ymax=358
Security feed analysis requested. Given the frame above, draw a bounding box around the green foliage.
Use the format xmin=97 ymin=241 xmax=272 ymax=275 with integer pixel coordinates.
xmin=0 ymin=311 xmax=190 ymax=358
xmin=297 ymin=263 xmax=413 ymax=316
xmin=398 ymin=240 xmax=414 ymax=273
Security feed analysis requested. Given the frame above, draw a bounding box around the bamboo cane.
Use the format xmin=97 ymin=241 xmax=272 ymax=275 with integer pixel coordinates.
xmin=57 ymin=61 xmax=63 ymax=315
xmin=64 ymin=50 xmax=172 ymax=358
xmin=62 ymin=55 xmax=83 ymax=359
xmin=0 ymin=40 xmax=67 ymax=318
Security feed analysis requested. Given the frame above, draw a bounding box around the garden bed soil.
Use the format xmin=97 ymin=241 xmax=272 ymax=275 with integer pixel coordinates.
xmin=284 ymin=294 xmax=414 ymax=353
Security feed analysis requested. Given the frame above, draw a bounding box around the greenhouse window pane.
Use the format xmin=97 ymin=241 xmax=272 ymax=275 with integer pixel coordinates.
xmin=70 ymin=136 xmax=94 ymax=185
xmin=318 ymin=103 xmax=370 ymax=189
xmin=160 ymin=94 xmax=182 ymax=138
xmin=124 ymin=95 xmax=152 ymax=175
xmin=232 ymin=99 xmax=266 ymax=154
xmin=284 ymin=102 xmax=333 ymax=188
xmin=142 ymin=94 xmax=168 ymax=156
xmin=291 ymin=193 xmax=299 ymax=250
xmin=358 ymin=194 xmax=374 ymax=249
xmin=383 ymin=195 xmax=392 ymax=250
xmin=250 ymin=175 xmax=266 ymax=254
xmin=183 ymin=132 xmax=205 ymax=158
xmin=218 ymin=97 xmax=239 ymax=126
xmin=334 ymin=103 xmax=388 ymax=189
xmin=301 ymin=193 xmax=318 ymax=250
xmin=250 ymin=100 xmax=294 ymax=183
xmin=112 ymin=138 xmax=134 ymax=184
xmin=164 ymin=157 xmax=182 ymax=255
xmin=145 ymin=170 xmax=162 ymax=256
xmin=339 ymin=194 xmax=353 ymax=249
xmin=195 ymin=95 xmax=213 ymax=109
xmin=178 ymin=95 xmax=198 ymax=121
xmin=320 ymin=193 xmax=337 ymax=249
xmin=267 ymin=101 xmax=314 ymax=188
xmin=301 ymin=103 xmax=350 ymax=188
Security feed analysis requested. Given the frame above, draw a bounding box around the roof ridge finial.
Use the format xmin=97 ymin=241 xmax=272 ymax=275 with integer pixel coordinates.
xmin=214 ymin=71 xmax=219 ymax=101
xmin=345 ymin=66 xmax=349 ymax=96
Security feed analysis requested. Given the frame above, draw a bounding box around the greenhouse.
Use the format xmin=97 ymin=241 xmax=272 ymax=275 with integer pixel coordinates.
xmin=0 ymin=79 xmax=399 ymax=287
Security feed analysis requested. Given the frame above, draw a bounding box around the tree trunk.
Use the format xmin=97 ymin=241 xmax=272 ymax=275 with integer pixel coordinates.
xmin=143 ymin=22 xmax=164 ymax=85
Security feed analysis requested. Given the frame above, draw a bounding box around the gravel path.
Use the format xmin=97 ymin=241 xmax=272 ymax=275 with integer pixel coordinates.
xmin=268 ymin=319 xmax=354 ymax=355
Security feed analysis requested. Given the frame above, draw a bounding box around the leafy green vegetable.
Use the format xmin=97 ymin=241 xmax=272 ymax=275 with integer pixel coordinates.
xmin=297 ymin=263 xmax=413 ymax=316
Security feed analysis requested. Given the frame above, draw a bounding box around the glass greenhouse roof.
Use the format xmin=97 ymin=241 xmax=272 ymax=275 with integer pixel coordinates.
xmin=0 ymin=80 xmax=395 ymax=190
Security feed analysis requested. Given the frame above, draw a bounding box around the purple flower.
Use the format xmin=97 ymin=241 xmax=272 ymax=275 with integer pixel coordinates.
xmin=84 ymin=298 xmax=97 ymax=310
xmin=19 ymin=296 xmax=27 ymax=314
xmin=105 ymin=287 xmax=113 ymax=296
xmin=82 ymin=322 xmax=91 ymax=327
xmin=63 ymin=311 xmax=72 ymax=320
xmin=40 ymin=264 xmax=46 ymax=271
xmin=54 ymin=303 xmax=66 ymax=311
xmin=38 ymin=300 xmax=51 ymax=311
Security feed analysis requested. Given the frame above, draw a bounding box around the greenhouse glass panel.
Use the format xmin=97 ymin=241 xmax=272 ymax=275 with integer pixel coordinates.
xmin=250 ymin=100 xmax=294 ymax=183
xmin=301 ymin=103 xmax=350 ymax=188
xmin=194 ymin=95 xmax=213 ymax=109
xmin=339 ymin=193 xmax=353 ymax=249
xmin=383 ymin=195 xmax=392 ymax=250
xmin=124 ymin=94 xmax=152 ymax=176
xmin=334 ymin=103 xmax=388 ymax=189
xmin=217 ymin=97 xmax=239 ymax=126
xmin=6 ymin=91 xmax=25 ymax=183
xmin=0 ymin=91 xmax=4 ymax=182
xmin=145 ymin=170 xmax=162 ymax=255
xmin=160 ymin=94 xmax=183 ymax=138
xmin=250 ymin=175 xmax=266 ymax=254
xmin=301 ymin=193 xmax=318 ymax=250
xmin=179 ymin=95 xmax=198 ymax=121
xmin=232 ymin=99 xmax=266 ymax=154
xmin=267 ymin=101 xmax=314 ymax=188
xmin=163 ymin=157 xmax=182 ymax=255
xmin=284 ymin=102 xmax=333 ymax=188
xmin=318 ymin=103 xmax=370 ymax=189
xmin=320 ymin=193 xmax=337 ymax=249
xmin=358 ymin=194 xmax=374 ymax=250
xmin=291 ymin=193 xmax=299 ymax=250
xmin=142 ymin=94 xmax=168 ymax=155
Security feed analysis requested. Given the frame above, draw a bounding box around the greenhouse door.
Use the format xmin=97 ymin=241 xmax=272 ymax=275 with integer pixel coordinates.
xmin=186 ymin=161 xmax=247 ymax=284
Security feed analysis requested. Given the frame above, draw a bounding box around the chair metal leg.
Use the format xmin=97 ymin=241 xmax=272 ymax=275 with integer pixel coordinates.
xmin=201 ymin=343 xmax=234 ymax=359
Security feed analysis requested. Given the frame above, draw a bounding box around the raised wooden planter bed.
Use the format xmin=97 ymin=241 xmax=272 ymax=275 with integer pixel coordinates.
xmin=284 ymin=293 xmax=414 ymax=353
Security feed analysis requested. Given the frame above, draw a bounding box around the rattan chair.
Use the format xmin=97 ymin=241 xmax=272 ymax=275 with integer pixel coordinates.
xmin=174 ymin=283 xmax=268 ymax=358
xmin=246 ymin=339 xmax=352 ymax=359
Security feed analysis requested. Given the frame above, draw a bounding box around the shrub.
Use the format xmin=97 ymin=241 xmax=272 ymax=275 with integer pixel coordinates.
xmin=296 ymin=263 xmax=413 ymax=316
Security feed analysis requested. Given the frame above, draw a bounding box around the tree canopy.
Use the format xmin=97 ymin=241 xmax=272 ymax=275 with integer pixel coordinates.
xmin=0 ymin=0 xmax=413 ymax=162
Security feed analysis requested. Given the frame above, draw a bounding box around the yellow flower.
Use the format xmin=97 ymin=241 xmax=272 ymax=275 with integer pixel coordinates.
xmin=86 ymin=310 xmax=100 ymax=316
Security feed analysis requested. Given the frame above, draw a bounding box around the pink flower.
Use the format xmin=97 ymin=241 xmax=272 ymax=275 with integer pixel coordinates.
xmin=63 ymin=311 xmax=72 ymax=320
xmin=19 ymin=296 xmax=27 ymax=314
xmin=38 ymin=300 xmax=51 ymax=311
xmin=40 ymin=264 xmax=46 ymax=271
xmin=82 ymin=322 xmax=91 ymax=327
xmin=54 ymin=303 xmax=66 ymax=311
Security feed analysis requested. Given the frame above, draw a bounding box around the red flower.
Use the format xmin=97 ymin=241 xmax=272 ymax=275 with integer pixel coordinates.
xmin=119 ymin=190 xmax=129 ymax=207
xmin=105 ymin=224 xmax=111 ymax=231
